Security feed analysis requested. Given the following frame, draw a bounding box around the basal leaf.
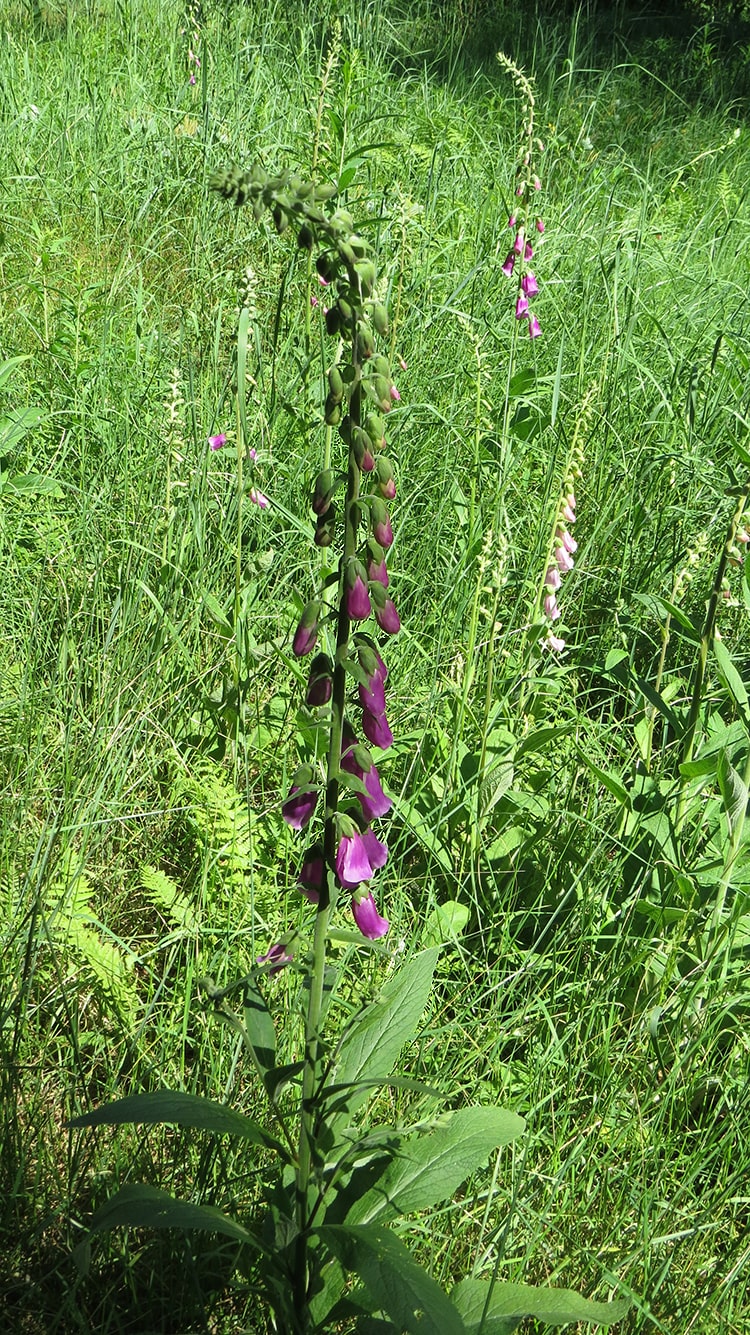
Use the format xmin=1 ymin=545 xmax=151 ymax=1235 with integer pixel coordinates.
xmin=243 ymin=975 xmax=277 ymax=1077
xmin=317 ymin=1223 xmax=465 ymax=1335
xmin=451 ymin=1278 xmax=630 ymax=1331
xmin=332 ymin=949 xmax=439 ymax=1119
xmin=68 ymin=1090 xmax=289 ymax=1159
xmin=344 ymin=1106 xmax=525 ymax=1227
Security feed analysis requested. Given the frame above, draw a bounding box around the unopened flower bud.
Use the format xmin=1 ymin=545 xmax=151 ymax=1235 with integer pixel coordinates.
xmin=324 ymin=393 xmax=342 ymax=425
xmin=352 ymin=427 xmax=375 ymax=472
xmin=364 ymin=413 xmax=386 ymax=448
xmin=293 ymin=603 xmax=319 ymax=657
xmin=375 ymin=597 xmax=401 ymax=635
xmin=311 ymin=469 xmax=335 ymax=516
xmin=356 ymin=321 xmax=375 ymax=360
xmin=370 ymin=375 xmax=392 ymax=414
xmin=314 ymin=505 xmax=337 ymax=547
xmin=328 ymin=366 xmax=344 ymax=401
xmin=372 ymin=303 xmax=389 ymax=335
xmin=375 ymin=456 xmax=396 ymax=500
xmin=305 ymin=653 xmax=334 ymax=707
xmin=370 ymin=498 xmax=393 ymax=549
xmin=346 ymin=562 xmax=372 ymax=621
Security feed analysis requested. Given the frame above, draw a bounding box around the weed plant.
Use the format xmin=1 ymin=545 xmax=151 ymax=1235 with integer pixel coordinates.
xmin=1 ymin=1 xmax=749 ymax=1332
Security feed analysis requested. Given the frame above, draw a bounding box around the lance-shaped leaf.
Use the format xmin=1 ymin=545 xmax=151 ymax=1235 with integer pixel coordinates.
xmin=331 ymin=948 xmax=439 ymax=1120
xmin=343 ymin=1106 xmax=524 ymax=1227
xmin=243 ymin=975 xmax=277 ymax=1079
xmin=68 ymin=1090 xmax=290 ymax=1160
xmin=316 ymin=1223 xmax=466 ymax=1335
xmin=75 ymin=1183 xmax=267 ymax=1264
xmin=451 ymin=1278 xmax=630 ymax=1332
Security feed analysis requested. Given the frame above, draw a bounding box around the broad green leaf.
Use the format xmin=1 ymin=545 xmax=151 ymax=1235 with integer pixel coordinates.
xmin=717 ymin=751 xmax=748 ymax=841
xmin=68 ymin=1090 xmax=288 ymax=1158
xmin=632 ymin=592 xmax=700 ymax=640
xmin=3 ymin=470 xmax=63 ymax=497
xmin=422 ymin=900 xmax=470 ymax=948
xmin=451 ymin=1278 xmax=630 ymax=1331
xmin=0 ymin=405 xmax=44 ymax=452
xmin=317 ymin=1223 xmax=465 ymax=1335
xmin=0 ymin=354 xmax=32 ymax=390
xmin=321 ymin=1076 xmax=443 ymax=1115
xmin=713 ymin=637 xmax=749 ymax=723
xmin=82 ymin=1183 xmax=266 ymax=1250
xmin=332 ymin=949 xmax=439 ymax=1119
xmin=344 ymin=1106 xmax=525 ymax=1227
xmin=243 ymin=976 xmax=276 ymax=1078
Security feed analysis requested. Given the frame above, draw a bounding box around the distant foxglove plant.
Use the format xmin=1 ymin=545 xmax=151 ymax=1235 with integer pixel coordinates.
xmin=497 ymin=52 xmax=545 ymax=339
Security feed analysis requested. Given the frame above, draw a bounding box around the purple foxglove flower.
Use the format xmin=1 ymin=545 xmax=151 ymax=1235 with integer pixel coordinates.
xmin=189 ymin=74 xmax=196 ymax=84
xmin=371 ymin=503 xmax=393 ymax=550
xmin=533 ymin=175 xmax=541 ymax=190
xmin=390 ymin=384 xmax=401 ymax=402
xmin=358 ymin=642 xmax=389 ymax=682
xmin=545 ymin=566 xmax=562 ymax=591
xmin=347 ymin=573 xmax=372 ymax=621
xmin=521 ymin=271 xmax=539 ymax=297
xmin=310 ymin=293 xmax=319 ymax=308
xmin=359 ymin=669 xmax=386 ymax=715
xmin=556 ymin=527 xmax=578 ymax=555
xmin=249 ymin=488 xmax=269 ymax=509
xmin=508 ymin=214 xmax=517 ymax=229
xmin=529 ymin=314 xmax=541 ymax=339
xmin=298 ymin=846 xmax=324 ymax=903
xmin=544 ymin=593 xmax=561 ymax=621
xmin=248 ymin=447 xmax=257 ymax=461
xmin=368 ymin=556 xmax=389 ymax=588
xmin=208 ymin=433 xmax=227 ymax=451
xmin=305 ymin=653 xmax=333 ymax=707
xmin=351 ymin=890 xmax=389 ymax=939
xmin=293 ymin=604 xmax=319 ymax=657
xmin=336 ymin=830 xmax=375 ymax=889
xmin=361 ymin=828 xmax=388 ymax=871
xmin=547 ymin=632 xmax=565 ymax=652
xmin=562 ymin=501 xmax=575 ymax=523
xmin=524 ymin=241 xmax=533 ymax=260
xmin=380 ymin=476 xmax=396 ymax=501
xmin=536 ymin=218 xmax=545 ymax=233
xmin=341 ymin=745 xmax=392 ymax=821
xmin=555 ymin=545 xmax=574 ymax=573
xmin=515 ymin=293 xmax=529 ymax=320
xmin=282 ymin=783 xmax=318 ymax=831
xmin=256 ymin=942 xmax=293 ymax=973
xmin=362 ymin=707 xmax=393 ymax=750
xmin=513 ymin=229 xmax=525 ymax=255
xmin=515 ymin=184 xmax=524 ymax=197
xmin=501 ymin=252 xmax=515 ymax=278
xmin=375 ymin=598 xmax=401 ymax=635
xmin=566 ymin=491 xmax=577 ymax=513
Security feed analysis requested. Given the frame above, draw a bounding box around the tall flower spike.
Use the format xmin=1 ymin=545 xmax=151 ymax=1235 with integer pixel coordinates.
xmin=497 ymin=52 xmax=544 ymax=340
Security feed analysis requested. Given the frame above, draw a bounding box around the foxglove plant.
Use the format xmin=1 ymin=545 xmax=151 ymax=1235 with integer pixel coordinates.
xmin=497 ymin=53 xmax=545 ymax=339
xmin=68 ymin=164 xmax=629 ymax=1335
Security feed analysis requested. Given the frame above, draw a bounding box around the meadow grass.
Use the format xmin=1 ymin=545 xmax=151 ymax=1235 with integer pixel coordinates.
xmin=1 ymin=0 xmax=749 ymax=1331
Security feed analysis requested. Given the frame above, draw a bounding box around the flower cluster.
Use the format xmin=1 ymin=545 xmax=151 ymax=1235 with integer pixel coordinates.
xmin=181 ymin=0 xmax=202 ymax=86
xmin=208 ymin=436 xmax=269 ymax=507
xmin=541 ymin=444 xmax=583 ymax=653
xmin=497 ymin=53 xmax=544 ymax=340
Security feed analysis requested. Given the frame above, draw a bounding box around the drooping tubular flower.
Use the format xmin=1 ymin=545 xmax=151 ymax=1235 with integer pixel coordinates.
xmin=351 ymin=889 xmax=389 ymax=940
xmin=282 ymin=768 xmax=319 ymax=830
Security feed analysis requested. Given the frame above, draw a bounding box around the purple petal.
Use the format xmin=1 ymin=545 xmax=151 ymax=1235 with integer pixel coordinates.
xmin=359 ymin=669 xmax=386 ymax=715
xmin=336 ymin=831 xmax=374 ymax=889
xmin=362 ymin=708 xmax=393 ymax=750
xmin=208 ymin=433 xmax=227 ymax=451
xmin=347 ymin=575 xmax=372 ymax=621
xmin=361 ymin=829 xmax=388 ymax=871
xmin=375 ymin=599 xmax=400 ymax=635
xmin=351 ymin=891 xmax=389 ymax=939
xmin=256 ymin=942 xmax=294 ymax=973
xmin=282 ymin=786 xmax=318 ymax=831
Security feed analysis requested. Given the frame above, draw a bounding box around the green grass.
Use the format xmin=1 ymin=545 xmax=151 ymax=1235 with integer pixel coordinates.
xmin=1 ymin=0 xmax=749 ymax=1331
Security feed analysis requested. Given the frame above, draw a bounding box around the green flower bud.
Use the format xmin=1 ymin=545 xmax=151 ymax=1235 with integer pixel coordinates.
xmin=355 ymin=322 xmax=375 ymax=360
xmin=325 ymin=306 xmax=342 ymax=336
xmin=338 ymin=415 xmax=352 ymax=445
xmin=364 ymin=413 xmax=386 ymax=446
xmin=311 ymin=469 xmax=334 ymax=515
xmin=317 ymin=253 xmax=336 ymax=283
xmin=370 ymin=375 xmax=392 ymax=413
xmin=339 ymin=241 xmax=356 ymax=267
xmin=298 ymin=224 xmax=314 ymax=250
xmin=314 ymin=504 xmax=337 ymax=547
xmin=314 ymin=182 xmax=338 ymax=201
xmin=350 ymin=235 xmax=368 ymax=259
xmin=354 ymin=259 xmax=376 ymax=296
xmin=328 ymin=366 xmax=344 ymax=402
xmin=372 ymin=354 xmax=390 ymax=377
xmin=372 ymin=303 xmax=389 ymax=336
xmin=324 ymin=394 xmax=342 ymax=426
xmin=337 ymin=297 xmax=354 ymax=323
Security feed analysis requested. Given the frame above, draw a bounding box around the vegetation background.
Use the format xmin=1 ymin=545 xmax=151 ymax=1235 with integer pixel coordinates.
xmin=1 ymin=0 xmax=749 ymax=1331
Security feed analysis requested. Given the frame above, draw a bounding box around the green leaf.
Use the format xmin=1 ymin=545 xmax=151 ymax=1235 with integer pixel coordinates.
xmin=451 ymin=1278 xmax=630 ymax=1332
xmin=317 ymin=1223 xmax=466 ymax=1335
xmin=243 ymin=976 xmax=277 ymax=1078
xmin=2 ymin=470 xmax=63 ymax=497
xmin=0 ymin=354 xmax=31 ymax=391
xmin=68 ymin=1090 xmax=289 ymax=1159
xmin=0 ymin=405 xmax=45 ymax=453
xmin=713 ymin=637 xmax=749 ymax=723
xmin=332 ymin=949 xmax=439 ymax=1119
xmin=422 ymin=901 xmax=470 ymax=948
xmin=717 ymin=751 xmax=748 ymax=841
xmin=344 ymin=1106 xmax=524 ymax=1227
xmin=82 ymin=1183 xmax=266 ymax=1250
